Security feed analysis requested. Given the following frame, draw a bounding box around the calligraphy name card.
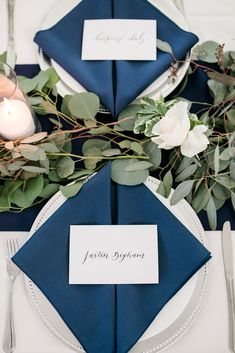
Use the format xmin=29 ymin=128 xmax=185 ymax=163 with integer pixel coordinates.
xmin=82 ymin=19 xmax=157 ymax=61
xmin=69 ymin=225 xmax=158 ymax=284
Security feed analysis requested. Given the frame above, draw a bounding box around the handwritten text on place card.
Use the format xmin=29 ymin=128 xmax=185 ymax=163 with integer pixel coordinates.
xmin=69 ymin=225 xmax=158 ymax=284
xmin=82 ymin=19 xmax=157 ymax=61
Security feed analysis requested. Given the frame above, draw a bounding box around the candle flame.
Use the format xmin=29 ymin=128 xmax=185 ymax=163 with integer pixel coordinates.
xmin=3 ymin=98 xmax=11 ymax=115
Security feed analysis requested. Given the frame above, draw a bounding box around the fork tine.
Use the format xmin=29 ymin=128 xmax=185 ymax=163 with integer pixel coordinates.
xmin=15 ymin=238 xmax=19 ymax=251
xmin=6 ymin=238 xmax=19 ymax=259
xmin=6 ymin=239 xmax=10 ymax=258
xmin=13 ymin=238 xmax=19 ymax=253
xmin=9 ymin=238 xmax=14 ymax=258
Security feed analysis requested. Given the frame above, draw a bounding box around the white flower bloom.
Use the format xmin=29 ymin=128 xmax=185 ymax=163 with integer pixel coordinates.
xmin=181 ymin=125 xmax=209 ymax=158
xmin=151 ymin=101 xmax=190 ymax=150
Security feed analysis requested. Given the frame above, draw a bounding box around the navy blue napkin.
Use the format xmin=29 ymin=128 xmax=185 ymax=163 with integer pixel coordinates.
xmin=13 ymin=164 xmax=211 ymax=353
xmin=34 ymin=0 xmax=198 ymax=116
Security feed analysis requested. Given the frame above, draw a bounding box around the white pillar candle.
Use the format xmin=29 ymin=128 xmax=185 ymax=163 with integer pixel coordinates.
xmin=0 ymin=98 xmax=35 ymax=140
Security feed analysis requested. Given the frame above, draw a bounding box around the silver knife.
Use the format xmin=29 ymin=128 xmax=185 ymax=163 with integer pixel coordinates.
xmin=222 ymin=221 xmax=235 ymax=353
xmin=6 ymin=0 xmax=16 ymax=69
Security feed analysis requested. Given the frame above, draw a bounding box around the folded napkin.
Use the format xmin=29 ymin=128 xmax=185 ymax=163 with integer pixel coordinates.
xmin=34 ymin=0 xmax=198 ymax=116
xmin=13 ymin=164 xmax=211 ymax=353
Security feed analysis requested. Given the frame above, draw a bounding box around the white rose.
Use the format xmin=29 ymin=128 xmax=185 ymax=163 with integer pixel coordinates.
xmin=181 ymin=125 xmax=209 ymax=158
xmin=151 ymin=101 xmax=190 ymax=150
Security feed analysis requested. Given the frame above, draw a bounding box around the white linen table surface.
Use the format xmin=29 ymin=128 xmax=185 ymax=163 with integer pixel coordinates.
xmin=0 ymin=1 xmax=234 ymax=352
xmin=0 ymin=231 xmax=234 ymax=353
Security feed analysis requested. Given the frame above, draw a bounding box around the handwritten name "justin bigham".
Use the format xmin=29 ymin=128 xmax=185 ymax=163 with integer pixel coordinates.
xmin=82 ymin=250 xmax=145 ymax=265
xmin=95 ymin=31 xmax=147 ymax=45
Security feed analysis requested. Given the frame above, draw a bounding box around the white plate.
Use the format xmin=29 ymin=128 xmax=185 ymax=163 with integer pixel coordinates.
xmin=37 ymin=0 xmax=190 ymax=104
xmin=24 ymin=176 xmax=209 ymax=353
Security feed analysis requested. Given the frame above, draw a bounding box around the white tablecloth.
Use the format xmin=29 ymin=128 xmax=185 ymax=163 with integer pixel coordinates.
xmin=0 ymin=1 xmax=234 ymax=352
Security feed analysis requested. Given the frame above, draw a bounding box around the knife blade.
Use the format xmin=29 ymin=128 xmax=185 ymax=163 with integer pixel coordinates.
xmin=222 ymin=221 xmax=235 ymax=353
xmin=6 ymin=0 xmax=16 ymax=69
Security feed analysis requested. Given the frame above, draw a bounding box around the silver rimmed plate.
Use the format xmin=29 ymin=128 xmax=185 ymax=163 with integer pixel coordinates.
xmin=24 ymin=176 xmax=209 ymax=353
xmin=37 ymin=0 xmax=190 ymax=104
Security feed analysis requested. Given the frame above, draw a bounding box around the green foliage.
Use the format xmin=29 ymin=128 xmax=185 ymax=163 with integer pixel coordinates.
xmin=0 ymin=42 xmax=234 ymax=229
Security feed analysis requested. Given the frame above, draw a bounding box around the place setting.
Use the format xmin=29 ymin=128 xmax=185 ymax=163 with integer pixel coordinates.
xmin=0 ymin=0 xmax=234 ymax=352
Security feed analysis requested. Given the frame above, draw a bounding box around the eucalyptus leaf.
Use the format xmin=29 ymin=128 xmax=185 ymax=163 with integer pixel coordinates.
xmin=170 ymin=180 xmax=195 ymax=205
xmin=61 ymin=95 xmax=73 ymax=116
xmin=44 ymin=68 xmax=60 ymax=87
xmin=13 ymin=189 xmax=33 ymax=208
xmin=56 ymin=157 xmax=75 ymax=178
xmin=175 ymin=164 xmax=197 ymax=182
xmin=0 ymin=52 xmax=7 ymax=63
xmin=25 ymin=175 xmax=44 ymax=201
xmin=124 ymin=161 xmax=153 ymax=172
xmin=118 ymin=105 xmax=141 ymax=131
xmin=227 ymin=109 xmax=235 ymax=126
xmin=39 ymin=183 xmax=60 ymax=199
xmin=216 ymin=175 xmax=235 ymax=189
xmin=20 ymin=171 xmax=38 ymax=180
xmin=111 ymin=159 xmax=149 ymax=186
xmin=230 ymin=160 xmax=235 ymax=180
xmin=82 ymin=139 xmax=111 ymax=154
xmin=102 ymin=149 xmax=121 ymax=157
xmin=214 ymin=145 xmax=220 ymax=176
xmin=176 ymin=157 xmax=194 ymax=175
xmin=143 ymin=141 xmax=161 ymax=171
xmin=156 ymin=182 xmax=165 ymax=197
xmin=163 ymin=170 xmax=173 ymax=198
xmin=7 ymin=161 xmax=26 ymax=171
xmin=206 ymin=197 xmax=217 ymax=230
xmin=130 ymin=142 xmax=144 ymax=155
xmin=212 ymin=183 xmax=231 ymax=200
xmin=60 ymin=181 xmax=84 ymax=198
xmin=207 ymin=71 xmax=235 ymax=86
xmin=19 ymin=78 xmax=37 ymax=94
xmin=206 ymin=146 xmax=230 ymax=172
xmin=192 ymin=183 xmax=210 ymax=213
xmin=231 ymin=192 xmax=235 ymax=212
xmin=208 ymin=79 xmax=228 ymax=104
xmin=68 ymin=92 xmax=100 ymax=120
xmin=21 ymin=148 xmax=46 ymax=161
xmin=89 ymin=126 xmax=112 ymax=135
xmin=157 ymin=39 xmax=173 ymax=55
xmin=67 ymin=170 xmax=92 ymax=180
xmin=39 ymin=143 xmax=60 ymax=153
xmin=220 ymin=148 xmax=231 ymax=161
xmin=35 ymin=70 xmax=50 ymax=91
xmin=28 ymin=96 xmax=44 ymax=105
xmin=0 ymin=194 xmax=9 ymax=212
xmin=193 ymin=41 xmax=219 ymax=63
xmin=48 ymin=170 xmax=61 ymax=182
xmin=119 ymin=140 xmax=131 ymax=149
xmin=84 ymin=148 xmax=103 ymax=170
xmin=21 ymin=166 xmax=47 ymax=173
xmin=21 ymin=132 xmax=48 ymax=144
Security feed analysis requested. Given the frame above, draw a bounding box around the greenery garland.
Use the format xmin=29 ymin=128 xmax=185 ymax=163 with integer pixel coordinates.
xmin=0 ymin=41 xmax=234 ymax=230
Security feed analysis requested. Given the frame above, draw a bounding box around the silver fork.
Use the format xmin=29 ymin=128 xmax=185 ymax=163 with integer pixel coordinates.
xmin=6 ymin=0 xmax=16 ymax=69
xmin=2 ymin=238 xmax=20 ymax=353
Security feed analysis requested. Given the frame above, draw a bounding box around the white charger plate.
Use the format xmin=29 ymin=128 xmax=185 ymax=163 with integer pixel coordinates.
xmin=24 ymin=176 xmax=209 ymax=353
xmin=37 ymin=0 xmax=190 ymax=104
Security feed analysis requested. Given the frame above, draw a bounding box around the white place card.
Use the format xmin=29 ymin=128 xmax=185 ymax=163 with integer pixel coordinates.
xmin=82 ymin=19 xmax=157 ymax=61
xmin=69 ymin=225 xmax=158 ymax=284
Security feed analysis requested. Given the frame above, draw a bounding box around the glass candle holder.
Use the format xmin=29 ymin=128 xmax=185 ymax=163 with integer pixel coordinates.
xmin=0 ymin=62 xmax=39 ymax=140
